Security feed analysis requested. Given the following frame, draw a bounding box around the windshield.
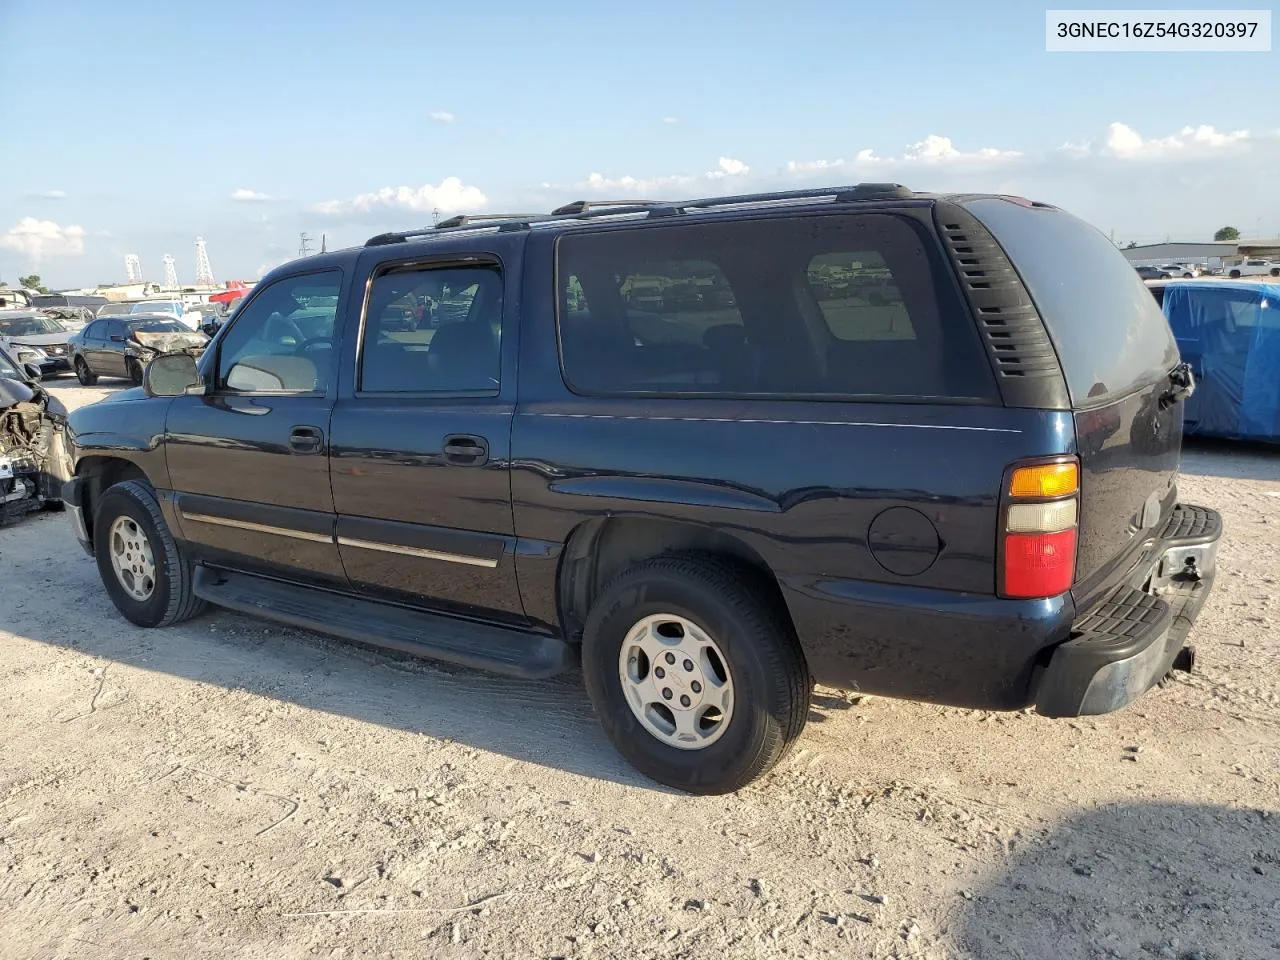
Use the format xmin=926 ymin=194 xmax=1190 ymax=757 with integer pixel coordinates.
xmin=132 ymin=301 xmax=184 ymax=315
xmin=0 ymin=315 xmax=65 ymax=336
xmin=131 ymin=319 xmax=189 ymax=334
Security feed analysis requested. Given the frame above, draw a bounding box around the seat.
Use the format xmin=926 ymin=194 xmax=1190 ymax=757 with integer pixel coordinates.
xmin=426 ymin=321 xmax=500 ymax=392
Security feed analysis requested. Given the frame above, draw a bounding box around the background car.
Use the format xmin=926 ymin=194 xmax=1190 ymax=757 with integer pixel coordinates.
xmin=69 ymin=314 xmax=210 ymax=385
xmin=128 ymin=299 xmax=198 ymax=330
xmin=1227 ymin=259 xmax=1280 ymax=278
xmin=0 ymin=311 xmax=74 ymax=375
xmin=95 ymin=302 xmax=136 ymax=318
xmin=1158 ymin=263 xmax=1199 ymax=278
xmin=1135 ymin=265 xmax=1174 ymax=280
xmin=0 ymin=340 xmax=49 ymax=382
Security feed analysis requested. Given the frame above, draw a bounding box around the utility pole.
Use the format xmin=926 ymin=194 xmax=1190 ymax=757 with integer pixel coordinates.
xmin=298 ymin=232 xmax=313 ymax=257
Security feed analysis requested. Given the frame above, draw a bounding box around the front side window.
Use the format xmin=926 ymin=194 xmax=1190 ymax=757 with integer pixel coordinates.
xmin=216 ymin=270 xmax=342 ymax=393
xmin=557 ymin=215 xmax=995 ymax=400
xmin=359 ymin=264 xmax=502 ymax=394
xmin=83 ymin=320 xmax=104 ymax=339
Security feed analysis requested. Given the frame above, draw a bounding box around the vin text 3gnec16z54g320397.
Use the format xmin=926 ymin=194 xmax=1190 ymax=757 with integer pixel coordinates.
xmin=62 ymin=184 xmax=1221 ymax=794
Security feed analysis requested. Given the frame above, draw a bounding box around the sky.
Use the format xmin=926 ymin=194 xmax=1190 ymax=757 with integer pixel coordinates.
xmin=1 ymin=0 xmax=1277 ymax=289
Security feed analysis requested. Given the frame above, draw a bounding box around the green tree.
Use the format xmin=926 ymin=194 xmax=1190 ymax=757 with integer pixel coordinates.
xmin=1214 ymin=226 xmax=1240 ymax=242
xmin=18 ymin=274 xmax=49 ymax=293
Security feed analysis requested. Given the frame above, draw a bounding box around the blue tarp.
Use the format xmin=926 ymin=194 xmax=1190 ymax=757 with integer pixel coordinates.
xmin=1162 ymin=281 xmax=1280 ymax=441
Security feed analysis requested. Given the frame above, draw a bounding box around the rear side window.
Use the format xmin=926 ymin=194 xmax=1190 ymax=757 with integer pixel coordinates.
xmin=556 ymin=214 xmax=996 ymax=401
xmin=965 ymin=199 xmax=1179 ymax=406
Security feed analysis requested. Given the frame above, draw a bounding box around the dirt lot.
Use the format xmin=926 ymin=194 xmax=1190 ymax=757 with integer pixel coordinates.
xmin=2 ymin=380 xmax=1278 ymax=959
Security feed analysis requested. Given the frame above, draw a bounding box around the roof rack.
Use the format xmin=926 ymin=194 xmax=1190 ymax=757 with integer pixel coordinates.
xmin=363 ymin=182 xmax=917 ymax=246
xmin=550 ymin=199 xmax=675 ymax=216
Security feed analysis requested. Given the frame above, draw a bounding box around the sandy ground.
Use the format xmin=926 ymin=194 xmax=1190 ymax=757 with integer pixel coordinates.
xmin=1 ymin=379 xmax=1277 ymax=960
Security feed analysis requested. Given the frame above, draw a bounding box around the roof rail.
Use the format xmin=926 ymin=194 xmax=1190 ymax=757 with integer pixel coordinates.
xmin=551 ymin=199 xmax=674 ymax=216
xmin=435 ymin=212 xmax=539 ymax=229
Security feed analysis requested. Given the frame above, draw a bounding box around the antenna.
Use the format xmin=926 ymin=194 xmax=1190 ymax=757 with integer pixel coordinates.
xmin=125 ymin=254 xmax=142 ymax=282
xmin=194 ymin=237 xmax=215 ymax=285
xmin=298 ymin=232 xmax=313 ymax=257
xmin=162 ymin=255 xmax=179 ymax=291
xmin=320 ymin=233 xmax=327 ymax=254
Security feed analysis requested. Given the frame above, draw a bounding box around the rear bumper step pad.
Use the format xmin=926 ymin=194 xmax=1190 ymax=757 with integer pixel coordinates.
xmin=1036 ymin=503 xmax=1221 ymax=718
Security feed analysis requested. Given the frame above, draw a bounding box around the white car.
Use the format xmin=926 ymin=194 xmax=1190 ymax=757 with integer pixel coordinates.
xmin=1158 ymin=264 xmax=1200 ymax=278
xmin=128 ymin=299 xmax=199 ymax=331
xmin=1228 ymin=259 xmax=1280 ymax=279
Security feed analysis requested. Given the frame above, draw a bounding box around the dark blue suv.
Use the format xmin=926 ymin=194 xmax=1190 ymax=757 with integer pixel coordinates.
xmin=62 ymin=184 xmax=1221 ymax=793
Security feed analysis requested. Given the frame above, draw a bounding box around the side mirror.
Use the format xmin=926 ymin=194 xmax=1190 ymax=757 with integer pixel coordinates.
xmin=23 ymin=362 xmax=43 ymax=382
xmin=143 ymin=352 xmax=204 ymax=398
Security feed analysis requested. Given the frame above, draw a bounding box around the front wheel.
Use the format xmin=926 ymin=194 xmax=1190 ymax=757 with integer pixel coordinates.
xmin=1271 ymin=268 xmax=1279 ymax=277
xmin=582 ymin=555 xmax=811 ymax=794
xmin=93 ymin=479 xmax=206 ymax=627
xmin=1229 ymin=269 xmax=1242 ymax=278
xmin=126 ymin=358 xmax=144 ymax=385
xmin=75 ymin=357 xmax=97 ymax=386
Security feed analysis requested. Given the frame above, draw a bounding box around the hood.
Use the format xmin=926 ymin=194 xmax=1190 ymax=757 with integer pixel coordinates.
xmin=3 ymin=332 xmax=69 ymax=346
xmin=101 ymin=386 xmax=151 ymax=404
xmin=132 ymin=330 xmax=208 ymax=352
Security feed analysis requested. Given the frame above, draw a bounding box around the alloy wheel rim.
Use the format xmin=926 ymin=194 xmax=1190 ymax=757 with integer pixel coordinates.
xmin=108 ymin=515 xmax=156 ymax=602
xmin=617 ymin=613 xmax=734 ymax=750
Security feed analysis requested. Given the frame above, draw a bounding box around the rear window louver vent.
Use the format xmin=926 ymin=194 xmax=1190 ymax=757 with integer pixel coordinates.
xmin=934 ymin=203 xmax=1069 ymax=410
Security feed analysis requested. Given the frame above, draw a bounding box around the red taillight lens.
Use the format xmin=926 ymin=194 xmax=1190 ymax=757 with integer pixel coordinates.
xmin=1002 ymin=529 xmax=1077 ymax=599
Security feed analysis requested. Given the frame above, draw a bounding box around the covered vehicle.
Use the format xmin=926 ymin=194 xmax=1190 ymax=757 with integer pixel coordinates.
xmin=0 ymin=311 xmax=73 ymax=374
xmin=1159 ymin=280 xmax=1280 ymax=441
xmin=0 ymin=351 xmax=70 ymax=524
xmin=69 ymin=314 xmax=210 ymax=386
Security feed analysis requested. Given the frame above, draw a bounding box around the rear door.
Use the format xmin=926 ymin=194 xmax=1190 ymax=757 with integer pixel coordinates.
xmin=328 ymin=247 xmax=525 ymax=625
xmin=164 ymin=268 xmax=347 ymax=587
xmin=964 ymin=199 xmax=1183 ymax=601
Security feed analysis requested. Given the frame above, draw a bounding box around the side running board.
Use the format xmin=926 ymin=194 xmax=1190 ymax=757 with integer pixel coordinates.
xmin=192 ymin=566 xmax=575 ymax=679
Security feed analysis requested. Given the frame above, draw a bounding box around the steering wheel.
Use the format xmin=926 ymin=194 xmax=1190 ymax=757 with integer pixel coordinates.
xmin=296 ymin=336 xmax=333 ymax=354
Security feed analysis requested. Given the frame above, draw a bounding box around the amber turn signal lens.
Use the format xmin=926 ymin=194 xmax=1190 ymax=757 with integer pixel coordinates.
xmin=1009 ymin=462 xmax=1079 ymax=499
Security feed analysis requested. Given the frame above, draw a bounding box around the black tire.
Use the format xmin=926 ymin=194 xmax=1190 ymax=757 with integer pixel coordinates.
xmin=1229 ymin=270 xmax=1241 ymax=278
xmin=582 ymin=554 xmax=811 ymax=794
xmin=126 ymin=358 xmax=144 ymax=386
xmin=75 ymin=357 xmax=97 ymax=386
xmin=1270 ymin=268 xmax=1279 ymax=277
xmin=93 ymin=479 xmax=206 ymax=628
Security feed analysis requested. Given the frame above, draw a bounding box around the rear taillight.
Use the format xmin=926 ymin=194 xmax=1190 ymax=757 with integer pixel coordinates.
xmin=1000 ymin=458 xmax=1079 ymax=599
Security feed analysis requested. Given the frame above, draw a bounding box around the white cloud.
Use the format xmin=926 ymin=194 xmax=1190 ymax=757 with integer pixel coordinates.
xmin=575 ymin=157 xmax=750 ymax=196
xmin=25 ymin=189 xmax=67 ymax=200
xmin=0 ymin=217 xmax=86 ymax=263
xmin=787 ymin=135 xmax=1021 ymax=173
xmin=230 ymin=188 xmax=273 ymax=202
xmin=661 ymin=116 xmax=678 ymax=124
xmin=1105 ymin=122 xmax=1250 ymax=159
xmin=313 ymin=177 xmax=487 ymax=216
xmin=430 ymin=110 xmax=455 ymax=123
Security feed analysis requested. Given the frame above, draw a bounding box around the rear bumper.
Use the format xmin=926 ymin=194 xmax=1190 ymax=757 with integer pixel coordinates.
xmin=1034 ymin=504 xmax=1221 ymax=717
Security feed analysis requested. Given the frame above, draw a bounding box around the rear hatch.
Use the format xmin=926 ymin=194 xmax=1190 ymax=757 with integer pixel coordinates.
xmin=964 ymin=199 xmax=1184 ymax=604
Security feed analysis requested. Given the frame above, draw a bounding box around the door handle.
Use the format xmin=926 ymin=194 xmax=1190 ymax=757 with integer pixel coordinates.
xmin=442 ymin=434 xmax=488 ymax=466
xmin=289 ymin=426 xmax=324 ymax=454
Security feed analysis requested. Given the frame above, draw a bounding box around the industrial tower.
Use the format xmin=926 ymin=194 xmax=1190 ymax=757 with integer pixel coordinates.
xmin=162 ymin=255 xmax=179 ymax=291
xmin=194 ymin=237 xmax=215 ymax=286
xmin=125 ymin=254 xmax=142 ymax=282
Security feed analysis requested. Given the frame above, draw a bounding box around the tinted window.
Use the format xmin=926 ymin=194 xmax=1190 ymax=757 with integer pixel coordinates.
xmin=360 ymin=264 xmax=502 ymax=394
xmin=217 ymin=270 xmax=341 ymax=393
xmin=557 ymin=214 xmax=995 ymax=400
xmin=970 ymin=200 xmax=1179 ymax=405
xmin=106 ymin=320 xmax=127 ymax=339
xmin=83 ymin=320 xmax=104 ymax=339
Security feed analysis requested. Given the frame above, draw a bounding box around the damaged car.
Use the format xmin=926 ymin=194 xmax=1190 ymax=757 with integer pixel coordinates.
xmin=0 ymin=348 xmax=70 ymax=524
xmin=68 ymin=314 xmax=210 ymax=386
xmin=0 ymin=311 xmax=74 ymax=376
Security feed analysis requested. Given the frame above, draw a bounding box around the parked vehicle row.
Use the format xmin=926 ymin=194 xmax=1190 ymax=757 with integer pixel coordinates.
xmin=63 ymin=184 xmax=1220 ymax=794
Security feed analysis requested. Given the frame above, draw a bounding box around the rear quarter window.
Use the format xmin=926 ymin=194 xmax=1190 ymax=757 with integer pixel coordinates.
xmin=965 ymin=198 xmax=1179 ymax=406
xmin=556 ymin=213 xmax=997 ymax=402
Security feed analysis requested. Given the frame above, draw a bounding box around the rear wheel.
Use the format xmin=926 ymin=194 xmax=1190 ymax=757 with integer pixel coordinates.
xmin=1229 ymin=269 xmax=1242 ymax=278
xmin=75 ymin=357 xmax=97 ymax=386
xmin=126 ymin=358 xmax=144 ymax=385
xmin=93 ymin=479 xmax=206 ymax=628
xmin=1271 ymin=267 xmax=1279 ymax=277
xmin=582 ymin=555 xmax=811 ymax=794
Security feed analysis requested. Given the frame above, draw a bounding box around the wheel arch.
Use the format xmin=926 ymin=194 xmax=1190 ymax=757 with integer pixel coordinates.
xmin=556 ymin=516 xmax=795 ymax=644
xmin=75 ymin=456 xmax=151 ymax=548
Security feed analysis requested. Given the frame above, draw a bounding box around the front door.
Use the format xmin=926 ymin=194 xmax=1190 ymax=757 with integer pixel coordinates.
xmin=329 ymin=255 xmax=524 ymax=624
xmin=165 ymin=268 xmax=347 ymax=586
xmin=103 ymin=319 xmax=130 ymax=378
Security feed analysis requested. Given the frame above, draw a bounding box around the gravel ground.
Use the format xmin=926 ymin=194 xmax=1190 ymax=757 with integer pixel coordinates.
xmin=1 ymin=380 xmax=1277 ymax=959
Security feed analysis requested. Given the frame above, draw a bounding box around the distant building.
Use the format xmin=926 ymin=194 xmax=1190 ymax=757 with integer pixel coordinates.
xmin=1121 ymin=241 xmax=1238 ymax=269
